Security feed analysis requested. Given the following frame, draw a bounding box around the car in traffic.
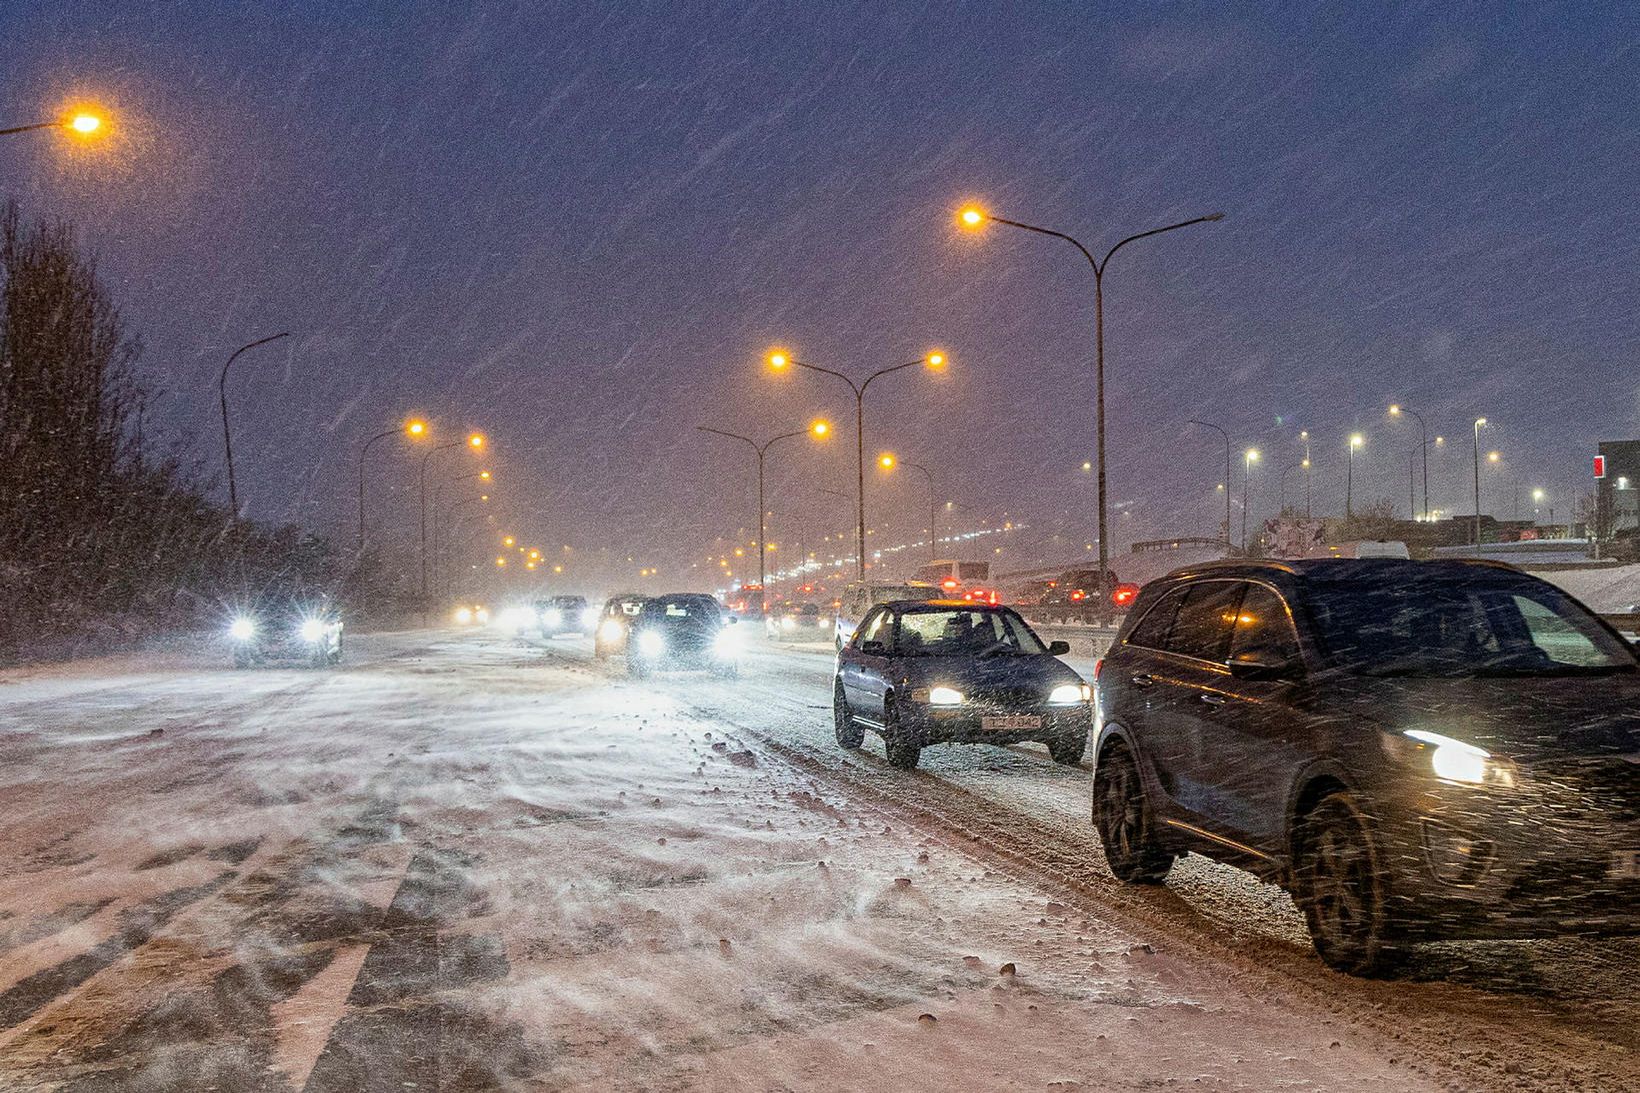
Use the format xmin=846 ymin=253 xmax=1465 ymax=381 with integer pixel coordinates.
xmin=1092 ymin=558 xmax=1640 ymax=974
xmin=593 ymin=593 xmax=646 ymax=659
xmin=452 ymin=604 xmax=490 ymax=626
xmin=626 ymin=593 xmax=740 ymax=678
xmin=833 ymin=600 xmax=1090 ymax=770
xmin=227 ymin=600 xmax=344 ymax=668
xmin=536 ymin=594 xmax=593 ymax=636
xmin=765 ymin=602 xmax=827 ymax=641
xmin=1036 ymin=568 xmax=1140 ymax=622
xmin=833 ymin=579 xmax=941 ymax=650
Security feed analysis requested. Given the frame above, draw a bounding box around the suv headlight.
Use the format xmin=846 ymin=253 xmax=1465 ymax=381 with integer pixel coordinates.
xmin=299 ymin=619 xmax=325 ymax=643
xmin=1404 ymin=730 xmax=1515 ymax=787
xmin=637 ymin=631 xmax=665 ymax=657
xmin=598 ymin=619 xmax=624 ymax=642
xmin=1048 ymin=683 xmax=1091 ymax=705
xmin=229 ymin=617 xmax=255 ymax=641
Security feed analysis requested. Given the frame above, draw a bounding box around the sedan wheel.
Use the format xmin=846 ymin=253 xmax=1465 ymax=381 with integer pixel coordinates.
xmin=1294 ymin=792 xmax=1394 ymax=975
xmin=833 ymin=683 xmax=864 ymax=749
xmin=1092 ymin=745 xmax=1173 ymax=883
xmin=882 ymin=697 xmax=920 ymax=770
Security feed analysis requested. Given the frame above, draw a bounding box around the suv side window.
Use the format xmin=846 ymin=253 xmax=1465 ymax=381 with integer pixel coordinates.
xmin=1167 ymin=580 xmax=1242 ymax=664
xmin=1127 ymin=586 xmax=1188 ymax=650
xmin=1230 ymin=582 xmax=1301 ymax=666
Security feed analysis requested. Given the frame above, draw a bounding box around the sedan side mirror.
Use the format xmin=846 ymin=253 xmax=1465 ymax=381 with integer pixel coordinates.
xmin=1227 ymin=654 xmax=1303 ymax=682
xmin=1047 ymin=640 xmax=1071 ymax=656
xmin=860 ymin=639 xmax=887 ymax=656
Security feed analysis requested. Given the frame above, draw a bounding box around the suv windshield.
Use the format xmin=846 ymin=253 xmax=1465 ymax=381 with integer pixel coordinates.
xmin=1305 ymin=578 xmax=1636 ymax=676
xmin=894 ymin=607 xmax=1046 ymax=657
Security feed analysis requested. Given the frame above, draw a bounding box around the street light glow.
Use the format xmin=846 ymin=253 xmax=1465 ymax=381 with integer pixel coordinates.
xmin=1488 ymin=450 xmax=1501 ymax=463
xmin=467 ymin=432 xmax=485 ymax=449
xmin=766 ymin=348 xmax=790 ymax=371
xmin=925 ymin=350 xmax=947 ymax=371
xmin=479 ymin=470 xmax=491 ymax=480
xmin=502 ymin=535 xmax=515 ymax=547
xmin=1349 ymin=433 xmax=1365 ymax=449
xmin=406 ymin=419 xmax=428 ymax=437
xmin=810 ymin=418 xmax=831 ymax=438
xmin=67 ymin=111 xmax=104 ymax=136
xmin=1532 ymin=488 xmax=1546 ymax=502
xmin=495 ymin=556 xmax=507 ymax=567
xmin=957 ymin=204 xmax=987 ymax=229
xmin=1245 ymin=448 xmax=1260 ymax=464
xmin=878 ymin=452 xmax=896 ymax=470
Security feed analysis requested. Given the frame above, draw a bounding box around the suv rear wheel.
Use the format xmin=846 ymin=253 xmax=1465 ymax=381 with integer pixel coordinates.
xmin=1093 ymin=744 xmax=1173 ymax=883
xmin=1293 ymin=791 xmax=1396 ymax=975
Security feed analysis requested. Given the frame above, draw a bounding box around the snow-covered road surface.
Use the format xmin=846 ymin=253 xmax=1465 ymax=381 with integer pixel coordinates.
xmin=0 ymin=629 xmax=1633 ymax=1090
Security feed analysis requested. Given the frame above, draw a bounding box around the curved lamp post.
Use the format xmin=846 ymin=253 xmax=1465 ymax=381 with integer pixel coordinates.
xmin=1189 ymin=420 xmax=1232 ymax=549
xmin=218 ymin=332 xmax=291 ymax=521
xmin=357 ymin=418 xmax=428 ymax=551
xmin=877 ymin=453 xmax=940 ymax=560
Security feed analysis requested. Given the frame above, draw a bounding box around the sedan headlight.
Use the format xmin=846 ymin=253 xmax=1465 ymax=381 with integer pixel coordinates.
xmin=229 ymin=617 xmax=256 ymax=641
xmin=927 ymin=685 xmax=964 ymax=706
xmin=1048 ymin=683 xmax=1091 ymax=705
xmin=454 ymin=607 xmax=473 ymax=625
xmin=598 ymin=619 xmax=624 ymax=642
xmin=637 ymin=630 xmax=666 ymax=657
xmin=299 ymin=619 xmax=326 ymax=643
xmin=1404 ymin=730 xmax=1515 ymax=787
xmin=543 ymin=608 xmax=563 ymax=627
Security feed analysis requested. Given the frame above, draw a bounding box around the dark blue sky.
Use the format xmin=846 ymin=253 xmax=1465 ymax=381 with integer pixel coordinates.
xmin=4 ymin=2 xmax=1637 ymax=585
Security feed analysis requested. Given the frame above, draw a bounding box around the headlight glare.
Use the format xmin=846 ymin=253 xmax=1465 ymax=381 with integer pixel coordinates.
xmin=1048 ymin=683 xmax=1088 ymax=705
xmin=927 ymin=686 xmax=964 ymax=706
xmin=229 ymin=617 xmax=255 ymax=641
xmin=1404 ymin=730 xmax=1510 ymax=786
xmin=544 ymin=608 xmax=563 ymax=627
xmin=454 ymin=607 xmax=473 ymax=625
xmin=637 ymin=630 xmax=665 ymax=657
xmin=299 ymin=619 xmax=325 ymax=643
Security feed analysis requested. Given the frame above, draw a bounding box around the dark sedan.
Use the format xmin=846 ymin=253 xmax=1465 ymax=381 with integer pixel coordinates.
xmin=1094 ymin=558 xmax=1640 ymax=974
xmin=627 ymin=593 xmax=740 ymax=678
xmin=833 ymin=601 xmax=1090 ymax=770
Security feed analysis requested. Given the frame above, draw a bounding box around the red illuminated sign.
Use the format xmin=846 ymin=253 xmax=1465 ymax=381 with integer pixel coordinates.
xmin=1594 ymin=455 xmax=1607 ymax=479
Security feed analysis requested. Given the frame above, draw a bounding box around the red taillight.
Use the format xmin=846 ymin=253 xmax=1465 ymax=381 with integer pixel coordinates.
xmin=1111 ymin=583 xmax=1140 ymax=607
xmin=1092 ymin=657 xmax=1103 ymax=681
xmin=1069 ymin=589 xmax=1086 ymax=602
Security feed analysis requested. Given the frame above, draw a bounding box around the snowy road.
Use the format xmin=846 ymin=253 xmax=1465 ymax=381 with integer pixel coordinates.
xmin=0 ymin=629 xmax=1634 ymax=1091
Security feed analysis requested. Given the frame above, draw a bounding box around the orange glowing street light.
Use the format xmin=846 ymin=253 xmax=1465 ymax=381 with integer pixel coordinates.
xmin=2 ymin=105 xmax=111 ymax=140
xmin=502 ymin=535 xmax=516 ymax=548
xmin=764 ymin=346 xmax=949 ymax=577
xmin=357 ymin=416 xmax=431 ymax=551
xmin=467 ymin=432 xmax=486 ymax=449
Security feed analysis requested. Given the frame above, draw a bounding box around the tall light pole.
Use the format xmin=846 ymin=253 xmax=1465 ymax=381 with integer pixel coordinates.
xmin=420 ymin=433 xmax=485 ymax=605
xmin=432 ymin=469 xmax=494 ymax=592
xmin=357 ymin=418 xmax=428 ymax=552
xmin=877 ymin=453 xmax=940 ymax=560
xmin=1388 ymin=405 xmax=1430 ymax=521
xmin=1300 ymin=429 xmax=1313 ymax=517
xmin=697 ymin=420 xmax=831 ymax=615
xmin=766 ymin=348 xmax=944 ymax=579
xmin=1472 ymin=418 xmax=1488 ymax=545
xmin=1242 ymin=449 xmax=1260 ymax=554
xmin=1279 ymin=461 xmax=1307 ymax=515
xmin=1346 ymin=434 xmax=1365 ymax=520
xmin=217 ymin=332 xmax=290 ymax=521
xmin=959 ymin=203 xmax=1223 ymax=619
xmin=438 ymin=493 xmax=491 ymax=597
xmin=1189 ymin=420 xmax=1232 ymax=550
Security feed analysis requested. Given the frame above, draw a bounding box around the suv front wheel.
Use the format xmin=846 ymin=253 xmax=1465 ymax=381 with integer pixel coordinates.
xmin=1293 ymin=791 xmax=1396 ymax=975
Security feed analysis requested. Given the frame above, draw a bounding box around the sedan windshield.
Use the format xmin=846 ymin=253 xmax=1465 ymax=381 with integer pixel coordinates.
xmin=1305 ymin=578 xmax=1636 ymax=676
xmin=895 ymin=608 xmax=1047 ymax=657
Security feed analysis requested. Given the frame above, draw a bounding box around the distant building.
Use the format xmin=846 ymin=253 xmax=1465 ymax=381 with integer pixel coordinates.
xmin=1596 ymin=440 xmax=1640 ymax=540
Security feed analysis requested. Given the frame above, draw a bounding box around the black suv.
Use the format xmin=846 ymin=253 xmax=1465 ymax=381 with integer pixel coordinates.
xmin=1093 ymin=559 xmax=1640 ymax=974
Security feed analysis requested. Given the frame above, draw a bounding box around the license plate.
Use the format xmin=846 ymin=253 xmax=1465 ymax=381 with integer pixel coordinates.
xmin=1612 ymin=849 xmax=1640 ymax=880
xmin=982 ymin=714 xmax=1042 ymax=732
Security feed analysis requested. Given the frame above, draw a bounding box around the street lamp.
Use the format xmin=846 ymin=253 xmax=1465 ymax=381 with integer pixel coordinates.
xmin=766 ymin=347 xmax=944 ymax=578
xmin=433 ymin=469 xmax=498 ymax=592
xmin=420 ymin=432 xmax=485 ymax=605
xmin=878 ymin=452 xmax=940 ymax=560
xmin=697 ymin=419 xmax=831 ymax=614
xmin=1388 ymin=404 xmax=1430 ymax=521
xmin=1 ymin=107 xmax=110 ymax=139
xmin=1472 ymin=418 xmax=1488 ymax=545
xmin=217 ymin=332 xmax=291 ymax=520
xmin=356 ymin=418 xmax=428 ymax=552
xmin=958 ymin=201 xmax=1223 ymax=620
xmin=1299 ymin=429 xmax=1313 ymax=517
xmin=1189 ymin=420 xmax=1231 ymax=550
xmin=1279 ymin=461 xmax=1307 ymax=516
xmin=1242 ymin=449 xmax=1260 ymax=554
xmin=1346 ymin=434 xmax=1365 ymax=520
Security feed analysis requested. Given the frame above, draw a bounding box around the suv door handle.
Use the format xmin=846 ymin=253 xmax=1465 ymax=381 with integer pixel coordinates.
xmin=1129 ymin=674 xmax=1154 ymax=687
xmin=1199 ymin=692 xmax=1226 ymax=707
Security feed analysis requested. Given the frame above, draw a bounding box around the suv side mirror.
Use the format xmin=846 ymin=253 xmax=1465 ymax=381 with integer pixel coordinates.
xmin=1227 ymin=654 xmax=1303 ymax=682
xmin=860 ymin=639 xmax=887 ymax=656
xmin=1047 ymin=640 xmax=1071 ymax=656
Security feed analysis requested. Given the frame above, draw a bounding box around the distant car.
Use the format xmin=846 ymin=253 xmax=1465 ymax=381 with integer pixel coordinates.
xmin=911 ymin=559 xmax=992 ymax=597
xmin=1094 ymin=558 xmax=1640 ymax=975
xmin=722 ymin=584 xmax=766 ymax=620
xmin=834 ymin=580 xmax=941 ymax=650
xmin=594 ymin=593 xmax=647 ymax=659
xmin=833 ymin=600 xmax=1090 ymax=770
xmin=627 ymin=593 xmax=740 ymax=678
xmin=766 ymin=602 xmax=826 ymax=641
xmin=227 ymin=600 xmax=343 ymax=669
xmin=1039 ymin=568 xmax=1139 ymax=622
xmin=537 ymin=594 xmax=593 ymax=636
xmin=452 ymin=604 xmax=490 ymax=626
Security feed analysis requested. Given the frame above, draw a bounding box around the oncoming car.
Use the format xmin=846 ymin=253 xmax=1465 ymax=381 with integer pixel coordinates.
xmin=626 ymin=593 xmax=740 ymax=678
xmin=833 ymin=601 xmax=1090 ymax=770
xmin=452 ymin=604 xmax=490 ymax=626
xmin=765 ymin=602 xmax=826 ymax=641
xmin=1093 ymin=558 xmax=1640 ymax=974
xmin=227 ymin=601 xmax=343 ymax=669
xmin=593 ymin=593 xmax=646 ymax=659
xmin=537 ymin=595 xmax=593 ymax=636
